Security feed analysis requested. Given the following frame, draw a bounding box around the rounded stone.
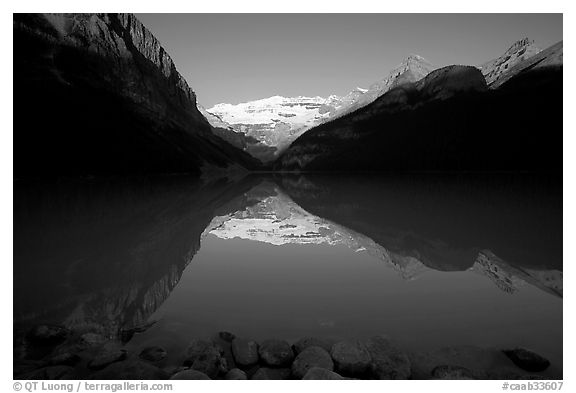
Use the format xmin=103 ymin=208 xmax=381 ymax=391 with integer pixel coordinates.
xmin=219 ymin=331 xmax=236 ymax=343
xmin=91 ymin=360 xmax=169 ymax=380
xmin=170 ymin=369 xmax=211 ymax=380
xmin=225 ymin=368 xmax=247 ymax=380
xmin=88 ymin=348 xmax=128 ymax=370
xmin=189 ymin=346 xmax=223 ymax=378
xmin=503 ymin=348 xmax=551 ymax=372
xmin=184 ymin=339 xmax=213 ymax=363
xmin=293 ymin=337 xmax=336 ymax=354
xmin=292 ymin=346 xmax=334 ymax=379
xmin=251 ymin=367 xmax=291 ymax=380
xmin=432 ymin=365 xmax=475 ymax=380
xmin=330 ymin=340 xmax=372 ymax=376
xmin=364 ymin=335 xmax=411 ymax=379
xmin=258 ymin=339 xmax=294 ymax=367
xmin=231 ymin=338 xmax=259 ymax=367
xmin=139 ymin=346 xmax=167 ymax=362
xmin=303 ymin=367 xmax=345 ymax=380
xmin=46 ymin=352 xmax=82 ymax=367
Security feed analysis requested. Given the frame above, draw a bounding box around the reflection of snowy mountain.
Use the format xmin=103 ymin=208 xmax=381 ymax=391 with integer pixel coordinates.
xmin=202 ymin=182 xmax=429 ymax=281
xmin=471 ymin=250 xmax=562 ymax=298
xmin=203 ymin=181 xmax=562 ymax=297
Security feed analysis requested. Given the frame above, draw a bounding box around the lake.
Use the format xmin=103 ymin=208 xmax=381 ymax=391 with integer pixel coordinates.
xmin=13 ymin=173 xmax=563 ymax=378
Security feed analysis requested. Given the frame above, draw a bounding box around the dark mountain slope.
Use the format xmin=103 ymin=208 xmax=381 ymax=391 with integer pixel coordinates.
xmin=14 ymin=13 xmax=261 ymax=177
xmin=276 ymin=61 xmax=562 ymax=172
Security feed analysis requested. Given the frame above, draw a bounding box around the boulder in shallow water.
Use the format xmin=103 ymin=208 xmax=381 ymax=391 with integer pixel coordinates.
xmin=139 ymin=346 xmax=167 ymax=362
xmin=231 ymin=338 xmax=259 ymax=367
xmin=258 ymin=339 xmax=294 ymax=367
xmin=46 ymin=352 xmax=82 ymax=367
xmin=302 ymin=367 xmax=346 ymax=380
xmin=292 ymin=346 xmax=334 ymax=379
xmin=225 ymin=368 xmax=247 ymax=380
xmin=88 ymin=348 xmax=127 ymax=370
xmin=219 ymin=331 xmax=236 ymax=343
xmin=503 ymin=348 xmax=550 ymax=372
xmin=170 ymin=369 xmax=211 ymax=380
xmin=292 ymin=337 xmax=337 ymax=354
xmin=330 ymin=340 xmax=372 ymax=376
xmin=409 ymin=345 xmax=518 ymax=379
xmin=183 ymin=339 xmax=213 ymax=364
xmin=92 ymin=360 xmax=168 ymax=380
xmin=251 ymin=367 xmax=291 ymax=380
xmin=189 ymin=346 xmax=223 ymax=378
xmin=364 ymin=335 xmax=411 ymax=379
xmin=432 ymin=365 xmax=475 ymax=379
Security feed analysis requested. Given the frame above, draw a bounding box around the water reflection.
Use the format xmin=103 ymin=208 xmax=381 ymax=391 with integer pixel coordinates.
xmin=14 ymin=173 xmax=562 ymax=368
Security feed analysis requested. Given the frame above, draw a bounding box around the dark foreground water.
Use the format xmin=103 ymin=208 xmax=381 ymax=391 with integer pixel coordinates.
xmin=13 ymin=174 xmax=563 ymax=377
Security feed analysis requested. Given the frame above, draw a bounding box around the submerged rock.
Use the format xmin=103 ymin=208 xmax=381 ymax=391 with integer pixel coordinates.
xmin=364 ymin=335 xmax=411 ymax=379
xmin=219 ymin=331 xmax=236 ymax=343
xmin=330 ymin=340 xmax=372 ymax=376
xmin=87 ymin=348 xmax=127 ymax=370
xmin=183 ymin=339 xmax=215 ymax=366
xmin=292 ymin=346 xmax=334 ymax=379
xmin=303 ymin=367 xmax=346 ymax=380
xmin=231 ymin=338 xmax=259 ymax=367
xmin=503 ymin=348 xmax=551 ymax=372
xmin=251 ymin=367 xmax=291 ymax=380
xmin=189 ymin=346 xmax=223 ymax=378
xmin=258 ymin=339 xmax=294 ymax=367
xmin=139 ymin=346 xmax=167 ymax=362
xmin=170 ymin=369 xmax=211 ymax=380
xmin=225 ymin=368 xmax=247 ymax=380
xmin=92 ymin=360 xmax=169 ymax=380
xmin=432 ymin=365 xmax=475 ymax=380
xmin=293 ymin=337 xmax=337 ymax=354
xmin=46 ymin=352 xmax=82 ymax=367
xmin=410 ymin=345 xmax=517 ymax=379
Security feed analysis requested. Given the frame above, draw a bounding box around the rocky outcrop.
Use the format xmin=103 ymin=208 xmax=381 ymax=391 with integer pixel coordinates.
xmin=480 ymin=38 xmax=541 ymax=85
xmin=490 ymin=41 xmax=563 ymax=89
xmin=13 ymin=13 xmax=260 ymax=177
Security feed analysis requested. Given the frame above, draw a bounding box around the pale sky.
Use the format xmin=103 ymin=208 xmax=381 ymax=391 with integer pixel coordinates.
xmin=135 ymin=14 xmax=563 ymax=107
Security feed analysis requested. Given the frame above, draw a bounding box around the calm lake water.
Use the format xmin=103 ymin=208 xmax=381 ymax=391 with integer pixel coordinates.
xmin=13 ymin=174 xmax=563 ymax=373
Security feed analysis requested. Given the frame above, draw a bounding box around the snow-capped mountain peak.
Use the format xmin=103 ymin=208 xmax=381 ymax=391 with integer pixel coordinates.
xmin=203 ymin=54 xmax=434 ymax=162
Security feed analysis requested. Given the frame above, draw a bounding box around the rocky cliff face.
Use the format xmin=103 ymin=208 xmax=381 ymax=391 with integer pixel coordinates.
xmin=489 ymin=41 xmax=563 ymax=89
xmin=480 ymin=38 xmax=541 ymax=86
xmin=205 ymin=55 xmax=434 ymax=162
xmin=13 ymin=13 xmax=260 ymax=177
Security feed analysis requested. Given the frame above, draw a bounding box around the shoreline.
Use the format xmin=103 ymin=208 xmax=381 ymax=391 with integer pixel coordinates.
xmin=14 ymin=325 xmax=562 ymax=380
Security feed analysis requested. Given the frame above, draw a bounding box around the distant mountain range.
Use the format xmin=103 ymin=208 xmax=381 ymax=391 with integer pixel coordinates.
xmin=13 ymin=14 xmax=562 ymax=176
xmin=203 ymin=55 xmax=435 ymax=161
xmin=202 ymin=38 xmax=561 ymax=166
